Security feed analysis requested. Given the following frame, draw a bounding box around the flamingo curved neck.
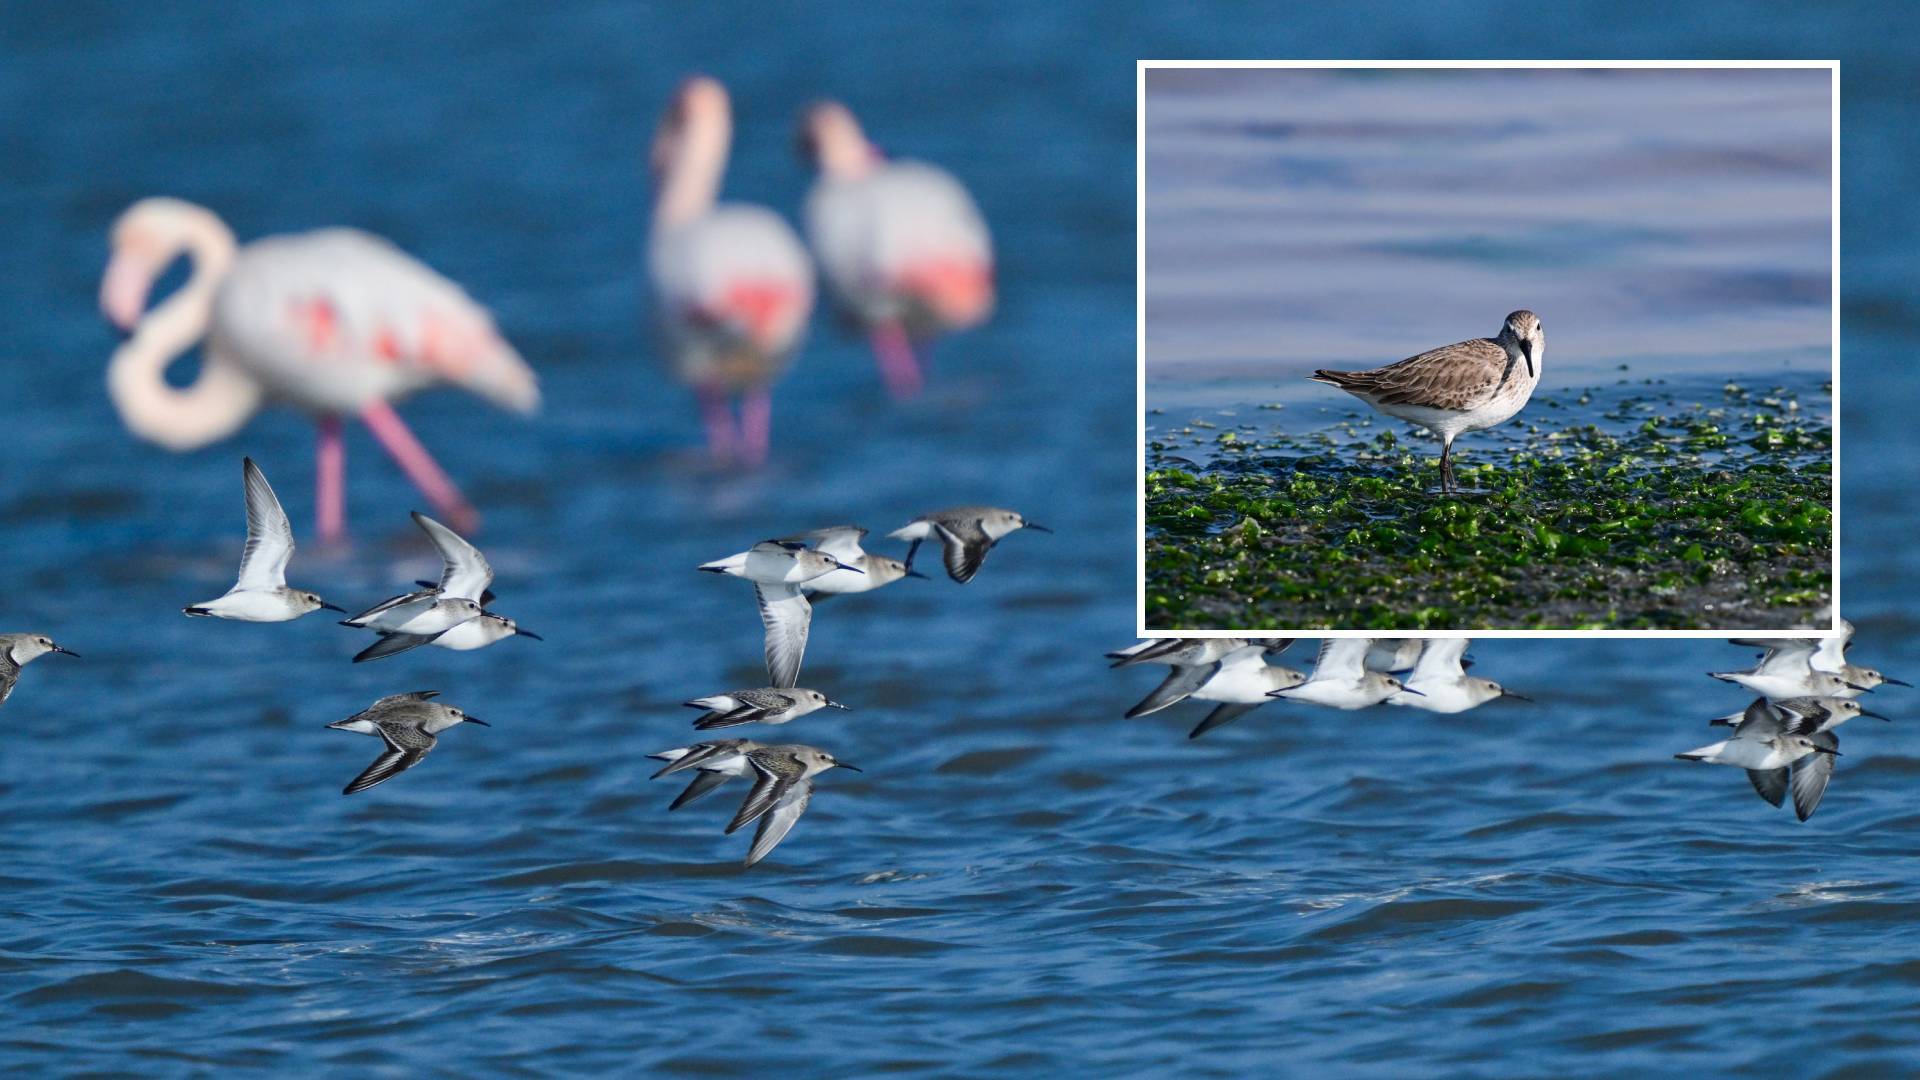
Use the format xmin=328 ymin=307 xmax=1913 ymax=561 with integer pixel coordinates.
xmin=654 ymin=112 xmax=730 ymax=230
xmin=107 ymin=214 xmax=262 ymax=451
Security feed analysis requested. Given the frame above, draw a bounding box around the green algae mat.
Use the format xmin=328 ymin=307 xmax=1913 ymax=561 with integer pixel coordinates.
xmin=1144 ymin=379 xmax=1832 ymax=630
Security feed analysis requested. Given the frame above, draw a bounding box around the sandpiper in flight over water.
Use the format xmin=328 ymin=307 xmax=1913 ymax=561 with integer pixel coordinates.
xmin=184 ymin=457 xmax=343 ymax=622
xmin=1311 ymin=310 xmax=1544 ymax=495
xmin=0 ymin=634 xmax=78 ymax=710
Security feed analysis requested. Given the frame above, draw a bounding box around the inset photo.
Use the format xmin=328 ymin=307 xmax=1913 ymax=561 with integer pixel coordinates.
xmin=1140 ymin=62 xmax=1835 ymax=632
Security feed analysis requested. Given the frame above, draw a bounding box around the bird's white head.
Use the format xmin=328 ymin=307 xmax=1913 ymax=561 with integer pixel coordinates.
xmin=797 ymin=100 xmax=879 ymax=179
xmin=1500 ymin=310 xmax=1544 ymax=380
xmin=4 ymin=634 xmax=76 ymax=665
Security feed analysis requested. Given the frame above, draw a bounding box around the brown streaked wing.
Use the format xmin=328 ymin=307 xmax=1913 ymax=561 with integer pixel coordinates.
xmin=1348 ymin=338 xmax=1512 ymax=411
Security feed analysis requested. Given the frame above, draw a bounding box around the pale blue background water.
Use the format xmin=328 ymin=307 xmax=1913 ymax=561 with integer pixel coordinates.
xmin=1 ymin=4 xmax=1917 ymax=1076
xmin=1146 ymin=66 xmax=1833 ymax=415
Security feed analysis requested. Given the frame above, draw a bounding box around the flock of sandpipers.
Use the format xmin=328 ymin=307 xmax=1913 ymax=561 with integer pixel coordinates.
xmin=1678 ymin=621 xmax=1907 ymax=821
xmin=0 ymin=451 xmax=1048 ymax=867
xmin=1108 ymin=637 xmax=1531 ymax=740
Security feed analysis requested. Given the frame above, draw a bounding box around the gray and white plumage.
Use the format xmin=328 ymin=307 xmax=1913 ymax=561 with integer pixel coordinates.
xmin=0 ymin=634 xmax=78 ymax=710
xmin=325 ymin=690 xmax=489 ymax=795
xmin=684 ymin=686 xmax=847 ymax=729
xmin=1311 ymin=311 xmax=1543 ymax=495
xmin=699 ymin=540 xmax=861 ymax=688
xmin=351 ymin=612 xmax=543 ymax=663
xmin=184 ymin=457 xmax=342 ymax=622
xmin=723 ymin=744 xmax=860 ymax=868
xmin=1387 ymin=638 xmax=1528 ymax=714
xmin=889 ymin=506 xmax=1049 ymax=584
xmin=777 ymin=526 xmax=920 ymax=596
xmin=1677 ymin=697 xmax=1827 ymax=769
xmin=1182 ymin=642 xmax=1308 ymax=739
xmin=1270 ymin=638 xmax=1410 ymax=710
xmin=1686 ymin=698 xmax=1843 ymax=822
xmin=1709 ymin=695 xmax=1885 ymax=736
xmin=1710 ymin=640 xmax=1867 ymax=700
xmin=340 ymin=512 xmax=501 ymax=638
xmin=1364 ymin=639 xmax=1425 ymax=674
xmin=1108 ymin=638 xmax=1252 ymax=670
xmin=649 ymin=738 xmax=764 ymax=810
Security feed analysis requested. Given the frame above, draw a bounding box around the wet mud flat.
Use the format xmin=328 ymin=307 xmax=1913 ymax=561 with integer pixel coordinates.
xmin=1145 ymin=377 xmax=1832 ymax=630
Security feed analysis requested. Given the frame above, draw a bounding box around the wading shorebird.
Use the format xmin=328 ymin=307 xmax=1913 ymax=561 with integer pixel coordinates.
xmin=798 ymin=99 xmax=994 ymax=399
xmin=101 ymin=198 xmax=539 ymax=541
xmin=1311 ymin=310 xmax=1544 ymax=495
xmin=649 ymin=76 xmax=816 ymax=466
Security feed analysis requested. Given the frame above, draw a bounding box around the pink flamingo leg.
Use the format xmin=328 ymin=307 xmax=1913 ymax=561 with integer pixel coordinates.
xmin=698 ymin=386 xmax=738 ymax=462
xmin=738 ymin=387 xmax=771 ymax=467
xmin=316 ymin=415 xmax=346 ymax=543
xmin=869 ymin=321 xmax=924 ymax=399
xmin=359 ymin=399 xmax=479 ymax=533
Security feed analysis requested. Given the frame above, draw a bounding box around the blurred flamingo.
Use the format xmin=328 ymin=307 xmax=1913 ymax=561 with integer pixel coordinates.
xmin=799 ymin=100 xmax=993 ymax=399
xmin=648 ymin=76 xmax=815 ymax=466
xmin=100 ymin=197 xmax=538 ymax=542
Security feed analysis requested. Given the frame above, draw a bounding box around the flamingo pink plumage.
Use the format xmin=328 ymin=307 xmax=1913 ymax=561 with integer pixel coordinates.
xmin=799 ymin=100 xmax=994 ymax=399
xmin=100 ymin=197 xmax=538 ymax=541
xmin=648 ymin=76 xmax=815 ymax=466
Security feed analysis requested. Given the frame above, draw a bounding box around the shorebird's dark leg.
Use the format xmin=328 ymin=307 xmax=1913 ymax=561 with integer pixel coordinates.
xmin=1440 ymin=436 xmax=1455 ymax=495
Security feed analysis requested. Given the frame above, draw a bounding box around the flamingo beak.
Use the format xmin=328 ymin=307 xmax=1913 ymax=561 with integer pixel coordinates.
xmin=100 ymin=250 xmax=157 ymax=333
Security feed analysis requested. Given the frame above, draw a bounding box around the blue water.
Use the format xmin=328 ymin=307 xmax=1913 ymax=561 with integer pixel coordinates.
xmin=1 ymin=5 xmax=1917 ymax=1076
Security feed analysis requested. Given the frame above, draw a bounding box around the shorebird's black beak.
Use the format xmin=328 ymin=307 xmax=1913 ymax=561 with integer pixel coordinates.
xmin=517 ymin=629 xmax=544 ymax=641
xmin=835 ymin=762 xmax=862 ymax=772
xmin=905 ymin=569 xmax=929 ymax=579
xmin=1397 ymin=686 xmax=1426 ymax=697
xmin=1883 ymin=677 xmax=1913 ymax=688
xmin=1025 ymin=523 xmax=1054 ymax=533
xmin=825 ymin=700 xmax=849 ymax=710
xmin=1500 ymin=689 xmax=1533 ymax=703
xmin=1813 ymin=745 xmax=1839 ymax=756
xmin=52 ymin=645 xmax=78 ymax=657
xmin=1847 ymin=682 xmax=1873 ymax=693
xmin=463 ymin=716 xmax=491 ymax=727
xmin=836 ymin=560 xmax=865 ymax=574
xmin=1521 ymin=339 xmax=1535 ymax=379
xmin=319 ymin=602 xmax=347 ymax=613
xmin=1862 ymin=709 xmax=1892 ymax=722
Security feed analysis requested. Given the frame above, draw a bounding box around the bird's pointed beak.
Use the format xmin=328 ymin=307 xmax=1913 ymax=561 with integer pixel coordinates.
xmin=837 ymin=560 xmax=865 ymax=574
xmin=1847 ymin=682 xmax=1874 ymax=693
xmin=1025 ymin=523 xmax=1054 ymax=533
xmin=51 ymin=645 xmax=78 ymax=657
xmin=1398 ymin=686 xmax=1426 ymax=697
xmin=1883 ymin=677 xmax=1913 ymax=688
xmin=1814 ymin=745 xmax=1839 ymax=756
xmin=319 ymin=602 xmax=347 ymax=613
xmin=825 ymin=700 xmax=849 ymax=710
xmin=1522 ymin=340 xmax=1535 ymax=379
xmin=99 ymin=250 xmax=155 ymax=334
xmin=905 ymin=569 xmax=929 ymax=580
xmin=516 ymin=629 xmax=544 ymax=641
xmin=835 ymin=762 xmax=862 ymax=772
xmin=1863 ymin=709 xmax=1892 ymax=722
xmin=463 ymin=716 xmax=491 ymax=727
xmin=1500 ymin=689 xmax=1533 ymax=702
